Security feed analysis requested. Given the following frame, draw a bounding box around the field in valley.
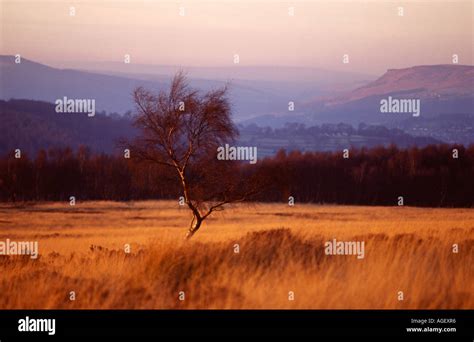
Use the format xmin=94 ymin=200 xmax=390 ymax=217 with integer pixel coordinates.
xmin=0 ymin=201 xmax=473 ymax=309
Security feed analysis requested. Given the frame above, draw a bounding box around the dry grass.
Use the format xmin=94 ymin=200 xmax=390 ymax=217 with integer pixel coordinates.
xmin=0 ymin=201 xmax=472 ymax=309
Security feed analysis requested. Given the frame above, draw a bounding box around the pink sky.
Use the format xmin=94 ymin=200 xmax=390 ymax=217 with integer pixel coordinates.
xmin=1 ymin=0 xmax=472 ymax=74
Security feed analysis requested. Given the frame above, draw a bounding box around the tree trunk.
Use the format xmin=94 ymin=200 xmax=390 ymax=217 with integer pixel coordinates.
xmin=185 ymin=215 xmax=203 ymax=240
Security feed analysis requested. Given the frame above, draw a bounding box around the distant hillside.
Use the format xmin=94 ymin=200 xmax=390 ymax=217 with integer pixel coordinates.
xmin=228 ymin=65 xmax=474 ymax=144
xmin=324 ymin=65 xmax=473 ymax=106
xmin=302 ymin=64 xmax=474 ymax=127
xmin=0 ymin=55 xmax=166 ymax=115
xmin=0 ymin=99 xmax=135 ymax=156
xmin=1 ymin=99 xmax=443 ymax=157
xmin=0 ymin=55 xmax=370 ymax=121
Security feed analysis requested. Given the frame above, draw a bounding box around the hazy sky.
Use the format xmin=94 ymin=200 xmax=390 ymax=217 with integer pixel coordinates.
xmin=1 ymin=0 xmax=472 ymax=74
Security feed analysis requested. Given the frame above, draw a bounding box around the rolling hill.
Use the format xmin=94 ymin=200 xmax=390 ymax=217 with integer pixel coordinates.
xmin=305 ymin=64 xmax=474 ymax=125
xmin=0 ymin=55 xmax=371 ymax=121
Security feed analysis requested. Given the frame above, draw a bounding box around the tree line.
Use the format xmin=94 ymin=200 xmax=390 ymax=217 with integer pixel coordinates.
xmin=1 ymin=144 xmax=473 ymax=207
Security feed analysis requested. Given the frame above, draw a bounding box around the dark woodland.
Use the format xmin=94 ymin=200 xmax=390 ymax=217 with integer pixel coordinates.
xmin=1 ymin=144 xmax=473 ymax=207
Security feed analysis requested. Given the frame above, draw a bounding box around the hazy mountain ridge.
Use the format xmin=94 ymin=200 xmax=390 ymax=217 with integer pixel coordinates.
xmin=55 ymin=60 xmax=374 ymax=83
xmin=0 ymin=55 xmax=370 ymax=121
xmin=324 ymin=65 xmax=474 ymax=106
xmin=1 ymin=57 xmax=472 ymax=149
xmin=0 ymin=55 xmax=166 ymax=115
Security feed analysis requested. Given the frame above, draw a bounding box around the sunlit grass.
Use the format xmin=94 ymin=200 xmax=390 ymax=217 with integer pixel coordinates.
xmin=0 ymin=201 xmax=472 ymax=309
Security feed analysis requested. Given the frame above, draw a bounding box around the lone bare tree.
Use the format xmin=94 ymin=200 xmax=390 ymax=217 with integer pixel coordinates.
xmin=127 ymin=72 xmax=260 ymax=239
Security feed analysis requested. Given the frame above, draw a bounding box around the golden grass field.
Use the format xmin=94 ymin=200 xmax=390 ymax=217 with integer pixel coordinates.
xmin=0 ymin=201 xmax=473 ymax=309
